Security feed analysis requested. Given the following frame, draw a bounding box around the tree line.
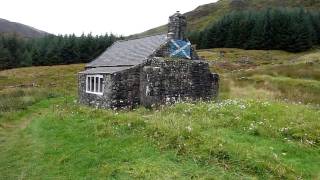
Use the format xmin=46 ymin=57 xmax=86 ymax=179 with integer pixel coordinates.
xmin=0 ymin=33 xmax=118 ymax=70
xmin=1 ymin=8 xmax=319 ymax=70
xmin=189 ymin=8 xmax=320 ymax=52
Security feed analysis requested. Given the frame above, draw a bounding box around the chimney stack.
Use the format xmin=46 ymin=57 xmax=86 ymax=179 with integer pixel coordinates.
xmin=167 ymin=11 xmax=187 ymax=40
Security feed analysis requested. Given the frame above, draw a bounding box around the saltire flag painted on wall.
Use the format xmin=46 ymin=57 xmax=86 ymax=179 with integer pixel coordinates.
xmin=169 ymin=39 xmax=191 ymax=59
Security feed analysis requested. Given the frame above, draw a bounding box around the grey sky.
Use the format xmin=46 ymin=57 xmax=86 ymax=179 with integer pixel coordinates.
xmin=1 ymin=0 xmax=217 ymax=36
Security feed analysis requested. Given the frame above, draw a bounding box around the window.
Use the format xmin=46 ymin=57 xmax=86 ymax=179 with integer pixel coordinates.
xmin=86 ymin=75 xmax=104 ymax=95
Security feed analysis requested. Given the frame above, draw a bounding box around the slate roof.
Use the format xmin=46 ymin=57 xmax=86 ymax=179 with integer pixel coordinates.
xmin=79 ymin=66 xmax=132 ymax=74
xmin=86 ymin=34 xmax=168 ymax=68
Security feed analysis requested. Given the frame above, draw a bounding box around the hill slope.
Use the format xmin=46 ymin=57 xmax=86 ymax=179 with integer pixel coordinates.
xmin=137 ymin=0 xmax=320 ymax=37
xmin=0 ymin=18 xmax=49 ymax=38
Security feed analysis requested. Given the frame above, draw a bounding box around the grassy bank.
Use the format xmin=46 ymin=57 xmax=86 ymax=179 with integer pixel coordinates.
xmin=0 ymin=97 xmax=319 ymax=179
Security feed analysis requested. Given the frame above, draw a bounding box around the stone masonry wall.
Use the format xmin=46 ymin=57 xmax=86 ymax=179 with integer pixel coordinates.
xmin=168 ymin=12 xmax=187 ymax=40
xmin=78 ymin=73 xmax=113 ymax=108
xmin=140 ymin=58 xmax=219 ymax=107
xmin=79 ymin=60 xmax=219 ymax=109
xmin=78 ymin=64 xmax=143 ymax=109
xmin=108 ymin=65 xmax=143 ymax=109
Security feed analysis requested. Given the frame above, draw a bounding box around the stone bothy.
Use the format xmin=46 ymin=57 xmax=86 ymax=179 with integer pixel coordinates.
xmin=78 ymin=12 xmax=219 ymax=109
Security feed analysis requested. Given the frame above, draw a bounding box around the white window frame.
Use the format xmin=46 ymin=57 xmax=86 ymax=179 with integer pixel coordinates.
xmin=86 ymin=75 xmax=104 ymax=95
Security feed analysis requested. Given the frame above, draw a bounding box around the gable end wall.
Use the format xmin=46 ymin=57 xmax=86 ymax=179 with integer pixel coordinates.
xmin=140 ymin=58 xmax=219 ymax=107
xmin=78 ymin=64 xmax=144 ymax=109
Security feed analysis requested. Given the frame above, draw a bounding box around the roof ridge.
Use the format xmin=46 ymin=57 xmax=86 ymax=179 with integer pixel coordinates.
xmin=119 ymin=33 xmax=167 ymax=42
xmin=86 ymin=33 xmax=168 ymax=68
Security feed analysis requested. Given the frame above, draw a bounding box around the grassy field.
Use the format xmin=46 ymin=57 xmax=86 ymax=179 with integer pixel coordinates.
xmin=0 ymin=48 xmax=319 ymax=179
xmin=198 ymin=48 xmax=320 ymax=104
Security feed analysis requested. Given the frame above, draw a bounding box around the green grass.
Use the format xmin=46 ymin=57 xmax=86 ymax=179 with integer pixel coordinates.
xmin=243 ymin=75 xmax=320 ymax=103
xmin=243 ymin=64 xmax=320 ymax=81
xmin=0 ymin=98 xmax=319 ymax=179
xmin=0 ymin=64 xmax=84 ymax=94
xmin=0 ymin=88 xmax=57 ymax=119
xmin=0 ymin=48 xmax=319 ymax=179
xmin=198 ymin=48 xmax=320 ymax=104
xmin=198 ymin=48 xmax=320 ymax=73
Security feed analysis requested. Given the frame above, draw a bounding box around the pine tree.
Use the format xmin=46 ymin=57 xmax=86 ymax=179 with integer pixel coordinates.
xmin=286 ymin=8 xmax=313 ymax=52
xmin=0 ymin=45 xmax=11 ymax=70
xmin=20 ymin=50 xmax=33 ymax=67
xmin=199 ymin=31 xmax=208 ymax=49
xmin=205 ymin=24 xmax=218 ymax=48
xmin=225 ymin=12 xmax=242 ymax=48
xmin=240 ymin=11 xmax=255 ymax=49
xmin=247 ymin=13 xmax=265 ymax=49
xmin=310 ymin=12 xmax=320 ymax=44
xmin=261 ymin=8 xmax=274 ymax=49
xmin=188 ymin=31 xmax=201 ymax=46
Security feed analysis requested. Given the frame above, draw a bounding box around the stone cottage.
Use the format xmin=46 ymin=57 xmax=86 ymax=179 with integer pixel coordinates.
xmin=78 ymin=11 xmax=219 ymax=109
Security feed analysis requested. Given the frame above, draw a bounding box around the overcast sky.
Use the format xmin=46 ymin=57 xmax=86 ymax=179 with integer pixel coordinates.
xmin=1 ymin=0 xmax=217 ymax=36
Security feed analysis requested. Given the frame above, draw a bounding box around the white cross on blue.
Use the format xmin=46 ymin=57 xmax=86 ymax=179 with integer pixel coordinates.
xmin=169 ymin=40 xmax=191 ymax=59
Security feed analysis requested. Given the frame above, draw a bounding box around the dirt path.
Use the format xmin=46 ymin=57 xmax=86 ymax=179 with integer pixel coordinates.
xmin=0 ymin=99 xmax=54 ymax=139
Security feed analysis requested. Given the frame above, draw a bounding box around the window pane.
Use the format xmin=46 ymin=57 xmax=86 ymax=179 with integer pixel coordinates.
xmin=87 ymin=76 xmax=90 ymax=91
xmin=91 ymin=77 xmax=94 ymax=92
xmin=99 ymin=78 xmax=103 ymax=92
xmin=95 ymin=77 xmax=99 ymax=92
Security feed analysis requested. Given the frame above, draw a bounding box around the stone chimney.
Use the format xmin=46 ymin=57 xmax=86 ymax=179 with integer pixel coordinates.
xmin=167 ymin=11 xmax=187 ymax=40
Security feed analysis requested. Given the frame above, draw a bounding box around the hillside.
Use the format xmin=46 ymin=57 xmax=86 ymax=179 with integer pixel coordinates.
xmin=0 ymin=18 xmax=49 ymax=38
xmin=137 ymin=0 xmax=320 ymax=37
xmin=0 ymin=48 xmax=319 ymax=178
